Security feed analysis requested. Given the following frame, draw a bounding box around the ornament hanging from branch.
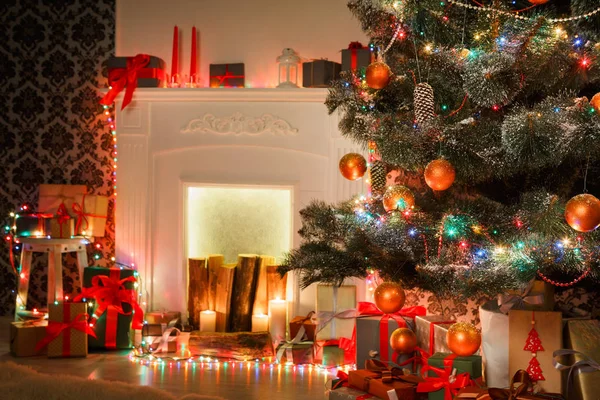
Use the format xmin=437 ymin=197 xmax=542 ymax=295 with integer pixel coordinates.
xmin=564 ymin=194 xmax=600 ymax=232
xmin=366 ymin=61 xmax=392 ymax=89
xmin=414 ymin=83 xmax=435 ymax=124
xmin=424 ymin=159 xmax=456 ymax=191
xmin=339 ymin=153 xmax=367 ymax=181
xmin=383 ymin=185 xmax=415 ymax=212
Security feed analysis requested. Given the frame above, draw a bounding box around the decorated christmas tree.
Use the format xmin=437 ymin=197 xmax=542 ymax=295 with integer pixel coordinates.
xmin=280 ymin=0 xmax=600 ymax=298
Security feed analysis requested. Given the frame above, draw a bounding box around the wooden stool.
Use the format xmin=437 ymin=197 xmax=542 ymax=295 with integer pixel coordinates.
xmin=15 ymin=238 xmax=89 ymax=319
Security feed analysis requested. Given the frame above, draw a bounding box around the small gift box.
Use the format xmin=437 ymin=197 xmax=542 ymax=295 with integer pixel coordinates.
xmin=341 ymin=42 xmax=374 ymax=72
xmin=40 ymin=302 xmax=94 ymax=358
xmin=107 ymin=55 xmax=166 ymax=88
xmin=276 ymin=341 xmax=314 ymax=364
xmin=316 ymin=285 xmax=357 ymax=341
xmin=415 ymin=315 xmax=456 ymax=356
xmin=10 ymin=320 xmax=48 ymax=357
xmin=48 ymin=212 xmax=74 ymax=239
xmin=314 ymin=340 xmax=354 ymax=367
xmin=557 ymin=319 xmax=600 ymax=400
xmin=499 ymin=280 xmax=555 ymax=314
xmin=72 ymin=193 xmax=109 ymax=237
xmin=209 ymin=63 xmax=245 ymax=88
xmin=75 ymin=266 xmax=143 ymax=349
xmin=38 ymin=184 xmax=87 ymax=214
xmin=356 ymin=315 xmax=415 ymax=368
xmin=432 ymin=323 xmax=454 ymax=355
xmin=15 ymin=213 xmax=51 ymax=237
xmin=144 ymin=327 xmax=179 ymax=353
xmin=508 ymin=310 xmax=562 ymax=393
xmin=329 ymin=386 xmax=377 ymax=400
xmin=350 ymin=360 xmax=423 ymax=400
xmin=302 ymin=59 xmax=341 ymax=88
xmin=145 ymin=311 xmax=182 ymax=325
xmin=142 ymin=317 xmax=181 ymax=336
xmin=290 ymin=311 xmax=317 ymax=341
xmin=348 ymin=368 xmax=380 ymax=391
xmin=427 ymin=352 xmax=482 ymax=379
xmin=418 ymin=354 xmax=480 ymax=400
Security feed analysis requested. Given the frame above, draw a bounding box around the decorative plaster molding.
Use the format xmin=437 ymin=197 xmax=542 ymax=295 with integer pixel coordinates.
xmin=181 ymin=112 xmax=298 ymax=136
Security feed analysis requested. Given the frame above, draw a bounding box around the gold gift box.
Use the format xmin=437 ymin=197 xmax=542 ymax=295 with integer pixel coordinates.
xmin=48 ymin=217 xmax=74 ymax=238
xmin=10 ymin=320 xmax=48 ymax=357
xmin=73 ymin=194 xmax=109 ymax=237
xmin=564 ymin=319 xmax=600 ymax=400
xmin=38 ymin=184 xmax=87 ymax=214
xmin=47 ymin=302 xmax=88 ymax=358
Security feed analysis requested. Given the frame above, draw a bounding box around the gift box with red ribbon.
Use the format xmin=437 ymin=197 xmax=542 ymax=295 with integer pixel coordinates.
xmin=74 ymin=267 xmax=143 ymax=349
xmin=417 ymin=353 xmax=482 ymax=400
xmin=47 ymin=203 xmax=74 ymax=238
xmin=354 ymin=301 xmax=426 ymax=369
xmin=341 ymin=42 xmax=375 ymax=72
xmin=209 ymin=63 xmax=245 ymax=88
xmin=38 ymin=184 xmax=87 ymax=214
xmin=415 ymin=315 xmax=457 ymax=356
xmin=72 ymin=193 xmax=109 ymax=237
xmin=15 ymin=212 xmax=52 ymax=237
xmin=290 ymin=311 xmax=317 ymax=342
xmin=35 ymin=302 xmax=96 ymax=358
xmin=101 ymin=54 xmax=166 ymax=110
xmin=349 ymin=359 xmax=424 ymax=400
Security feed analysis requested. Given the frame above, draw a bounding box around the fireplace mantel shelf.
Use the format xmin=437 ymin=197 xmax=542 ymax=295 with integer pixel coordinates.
xmin=105 ymin=87 xmax=329 ymax=103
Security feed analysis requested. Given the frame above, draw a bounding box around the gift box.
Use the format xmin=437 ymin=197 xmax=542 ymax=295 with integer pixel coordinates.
xmin=356 ymin=315 xmax=416 ymax=367
xmin=341 ymin=42 xmax=374 ymax=72
xmin=107 ymin=55 xmax=166 ymax=88
xmin=302 ymin=59 xmax=341 ymax=87
xmin=142 ymin=317 xmax=181 ymax=337
xmin=209 ymin=63 xmax=245 ymax=88
xmin=329 ymin=386 xmax=380 ymax=400
xmin=44 ymin=302 xmax=92 ymax=358
xmin=75 ymin=267 xmax=143 ymax=349
xmin=415 ymin=315 xmax=456 ymax=355
xmin=348 ymin=368 xmax=381 ymax=392
xmin=418 ymin=353 xmax=482 ymax=400
xmin=10 ymin=320 xmax=48 ymax=357
xmin=48 ymin=216 xmax=74 ymax=238
xmin=479 ymin=300 xmax=509 ymax=388
xmin=499 ymin=280 xmax=555 ymax=314
xmin=427 ymin=352 xmax=482 ymax=379
xmin=454 ymin=386 xmax=485 ymax=398
xmin=349 ymin=360 xmax=423 ymax=400
xmin=561 ymin=319 xmax=600 ymax=400
xmin=72 ymin=194 xmax=109 ymax=237
xmin=276 ymin=342 xmax=314 ymax=364
xmin=290 ymin=312 xmax=316 ymax=341
xmin=15 ymin=213 xmax=51 ymax=237
xmin=508 ymin=310 xmax=562 ymax=393
xmin=144 ymin=328 xmax=179 ymax=353
xmin=314 ymin=340 xmax=354 ymax=366
xmin=316 ymin=285 xmax=357 ymax=341
xmin=38 ymin=184 xmax=87 ymax=214
xmin=145 ymin=311 xmax=181 ymax=325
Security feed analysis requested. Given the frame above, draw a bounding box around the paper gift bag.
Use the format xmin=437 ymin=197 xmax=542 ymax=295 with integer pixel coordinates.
xmin=508 ymin=310 xmax=562 ymax=393
xmin=38 ymin=184 xmax=87 ymax=214
xmin=316 ymin=285 xmax=356 ymax=341
xmin=45 ymin=302 xmax=91 ymax=358
xmin=480 ymin=300 xmax=509 ymax=387
xmin=10 ymin=320 xmax=48 ymax=357
xmin=72 ymin=194 xmax=109 ymax=237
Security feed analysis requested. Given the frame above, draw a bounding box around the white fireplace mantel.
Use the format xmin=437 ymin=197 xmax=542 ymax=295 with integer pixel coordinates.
xmin=113 ymin=88 xmax=367 ymax=318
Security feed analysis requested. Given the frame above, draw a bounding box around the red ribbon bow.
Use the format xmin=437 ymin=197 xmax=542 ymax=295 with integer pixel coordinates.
xmin=56 ymin=203 xmax=71 ymax=237
xmin=101 ymin=54 xmax=151 ymax=110
xmin=417 ymin=364 xmax=472 ymax=400
xmin=348 ymin=41 xmax=366 ymax=50
xmin=35 ymin=312 xmax=97 ymax=354
xmin=332 ymin=370 xmax=349 ymax=390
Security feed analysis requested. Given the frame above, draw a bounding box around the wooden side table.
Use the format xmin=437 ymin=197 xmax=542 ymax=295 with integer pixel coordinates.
xmin=15 ymin=238 xmax=89 ymax=319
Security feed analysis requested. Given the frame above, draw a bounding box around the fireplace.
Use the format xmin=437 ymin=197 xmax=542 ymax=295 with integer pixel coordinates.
xmin=113 ymin=88 xmax=367 ymax=321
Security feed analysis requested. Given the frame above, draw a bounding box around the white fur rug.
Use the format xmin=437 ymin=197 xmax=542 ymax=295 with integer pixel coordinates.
xmin=0 ymin=362 xmax=225 ymax=400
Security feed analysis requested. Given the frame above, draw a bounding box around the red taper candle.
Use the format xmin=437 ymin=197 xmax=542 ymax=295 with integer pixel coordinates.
xmin=190 ymin=26 xmax=197 ymax=81
xmin=171 ymin=26 xmax=179 ymax=83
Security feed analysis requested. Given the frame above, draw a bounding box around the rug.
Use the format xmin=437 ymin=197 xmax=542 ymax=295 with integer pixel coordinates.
xmin=0 ymin=361 xmax=225 ymax=400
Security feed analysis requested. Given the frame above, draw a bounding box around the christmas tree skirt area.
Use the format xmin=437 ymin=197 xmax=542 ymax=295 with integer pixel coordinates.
xmin=0 ymin=317 xmax=329 ymax=399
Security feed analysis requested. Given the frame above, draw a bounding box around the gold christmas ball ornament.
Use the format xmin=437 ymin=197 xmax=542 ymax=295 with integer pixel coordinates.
xmin=339 ymin=153 xmax=367 ymax=181
xmin=383 ymin=185 xmax=415 ymax=212
xmin=390 ymin=328 xmax=417 ymax=354
xmin=374 ymin=282 xmax=406 ymax=314
xmin=459 ymin=48 xmax=471 ymax=59
xmin=366 ymin=62 xmax=392 ymax=90
xmin=564 ymin=194 xmax=600 ymax=232
xmin=424 ymin=159 xmax=456 ymax=191
xmin=447 ymin=322 xmax=481 ymax=357
xmin=590 ymin=93 xmax=600 ymax=113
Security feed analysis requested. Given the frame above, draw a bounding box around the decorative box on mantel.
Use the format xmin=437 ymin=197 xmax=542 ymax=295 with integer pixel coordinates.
xmin=108 ymin=88 xmax=369 ymax=317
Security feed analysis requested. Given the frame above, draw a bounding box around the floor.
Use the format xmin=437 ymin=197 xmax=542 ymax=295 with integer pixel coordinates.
xmin=0 ymin=317 xmax=332 ymax=399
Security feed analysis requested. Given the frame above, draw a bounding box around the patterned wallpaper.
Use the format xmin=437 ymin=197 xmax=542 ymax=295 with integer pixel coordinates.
xmin=0 ymin=0 xmax=115 ymax=315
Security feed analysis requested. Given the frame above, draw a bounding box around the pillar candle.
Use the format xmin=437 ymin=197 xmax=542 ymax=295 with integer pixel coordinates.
xmin=252 ymin=314 xmax=269 ymax=332
xmin=199 ymin=310 xmax=216 ymax=332
xmin=171 ymin=26 xmax=179 ymax=83
xmin=268 ymin=298 xmax=287 ymax=342
xmin=190 ymin=26 xmax=197 ymax=81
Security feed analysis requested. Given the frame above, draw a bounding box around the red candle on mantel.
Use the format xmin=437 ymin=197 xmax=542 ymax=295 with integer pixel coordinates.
xmin=171 ymin=26 xmax=179 ymax=83
xmin=190 ymin=26 xmax=197 ymax=82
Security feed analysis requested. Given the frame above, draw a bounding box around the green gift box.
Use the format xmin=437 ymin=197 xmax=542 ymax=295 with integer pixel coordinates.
xmin=425 ymin=352 xmax=482 ymax=400
xmin=80 ymin=267 xmax=139 ymax=349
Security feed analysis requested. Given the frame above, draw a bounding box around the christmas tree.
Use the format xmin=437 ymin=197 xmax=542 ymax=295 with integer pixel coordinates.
xmin=280 ymin=0 xmax=600 ymax=298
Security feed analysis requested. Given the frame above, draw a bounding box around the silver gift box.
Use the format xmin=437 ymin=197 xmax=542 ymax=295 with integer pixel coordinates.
xmin=415 ymin=315 xmax=456 ymax=355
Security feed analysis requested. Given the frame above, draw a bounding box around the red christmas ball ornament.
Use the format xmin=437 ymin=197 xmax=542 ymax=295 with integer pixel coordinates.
xmin=564 ymin=194 xmax=600 ymax=232
xmin=366 ymin=62 xmax=392 ymax=90
xmin=528 ymin=0 xmax=549 ymax=4
xmin=339 ymin=153 xmax=367 ymax=181
xmin=447 ymin=322 xmax=481 ymax=357
xmin=373 ymin=282 xmax=406 ymax=314
xmin=424 ymin=159 xmax=456 ymax=191
xmin=390 ymin=328 xmax=417 ymax=354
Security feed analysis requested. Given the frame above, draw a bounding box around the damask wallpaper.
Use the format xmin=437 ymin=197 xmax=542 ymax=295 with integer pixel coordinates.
xmin=0 ymin=0 xmax=596 ymax=322
xmin=0 ymin=0 xmax=115 ymax=315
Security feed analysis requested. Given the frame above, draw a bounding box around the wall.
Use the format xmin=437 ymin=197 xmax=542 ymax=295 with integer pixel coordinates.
xmin=115 ymin=0 xmax=368 ymax=87
xmin=0 ymin=0 xmax=115 ymax=315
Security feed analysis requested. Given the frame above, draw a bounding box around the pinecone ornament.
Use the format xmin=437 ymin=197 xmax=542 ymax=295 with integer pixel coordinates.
xmin=370 ymin=160 xmax=387 ymax=195
xmin=414 ymin=83 xmax=435 ymax=124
